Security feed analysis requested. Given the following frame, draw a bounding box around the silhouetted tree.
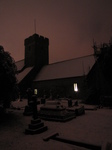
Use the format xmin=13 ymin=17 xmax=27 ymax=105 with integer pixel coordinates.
xmin=102 ymin=46 xmax=112 ymax=79
xmin=101 ymin=45 xmax=112 ymax=94
xmin=0 ymin=46 xmax=18 ymax=108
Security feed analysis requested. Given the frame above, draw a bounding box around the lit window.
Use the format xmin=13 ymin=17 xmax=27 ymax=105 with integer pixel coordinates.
xmin=34 ymin=89 xmax=38 ymax=95
xmin=74 ymin=83 xmax=78 ymax=92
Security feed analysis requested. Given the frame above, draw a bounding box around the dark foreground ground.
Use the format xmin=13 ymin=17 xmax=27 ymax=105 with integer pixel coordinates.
xmin=0 ymin=99 xmax=112 ymax=150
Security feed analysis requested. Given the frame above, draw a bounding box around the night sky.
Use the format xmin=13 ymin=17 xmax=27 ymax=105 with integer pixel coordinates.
xmin=0 ymin=0 xmax=112 ymax=63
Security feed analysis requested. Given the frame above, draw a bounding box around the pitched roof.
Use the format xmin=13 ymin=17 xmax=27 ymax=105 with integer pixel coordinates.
xmin=16 ymin=67 xmax=33 ymax=83
xmin=15 ymin=59 xmax=34 ymax=83
xmin=15 ymin=59 xmax=24 ymax=71
xmin=34 ymin=55 xmax=95 ymax=81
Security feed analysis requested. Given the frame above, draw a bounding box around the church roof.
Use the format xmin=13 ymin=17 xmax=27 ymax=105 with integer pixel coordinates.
xmin=15 ymin=59 xmax=24 ymax=71
xmin=34 ymin=54 xmax=95 ymax=81
xmin=16 ymin=67 xmax=33 ymax=83
xmin=15 ymin=59 xmax=34 ymax=83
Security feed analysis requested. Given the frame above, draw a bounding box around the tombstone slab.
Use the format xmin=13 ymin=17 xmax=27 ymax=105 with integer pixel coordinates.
xmin=39 ymin=100 xmax=76 ymax=122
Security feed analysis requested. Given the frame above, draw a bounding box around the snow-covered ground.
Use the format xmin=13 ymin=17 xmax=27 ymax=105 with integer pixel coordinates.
xmin=0 ymin=99 xmax=112 ymax=150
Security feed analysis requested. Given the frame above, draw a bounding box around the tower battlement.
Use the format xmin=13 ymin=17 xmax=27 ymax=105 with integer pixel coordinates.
xmin=24 ymin=34 xmax=49 ymax=46
xmin=24 ymin=33 xmax=49 ymax=67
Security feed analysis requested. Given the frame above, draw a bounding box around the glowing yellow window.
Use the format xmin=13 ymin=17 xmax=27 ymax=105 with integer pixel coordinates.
xmin=74 ymin=83 xmax=78 ymax=92
xmin=34 ymin=89 xmax=38 ymax=95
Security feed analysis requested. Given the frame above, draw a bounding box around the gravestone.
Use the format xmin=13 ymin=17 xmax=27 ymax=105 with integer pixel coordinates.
xmin=27 ymin=88 xmax=33 ymax=105
xmin=25 ymin=95 xmax=48 ymax=134
xmin=67 ymin=100 xmax=85 ymax=116
xmin=68 ymin=99 xmax=72 ymax=107
xmin=23 ymin=88 xmax=33 ymax=116
xmin=39 ymin=100 xmax=76 ymax=122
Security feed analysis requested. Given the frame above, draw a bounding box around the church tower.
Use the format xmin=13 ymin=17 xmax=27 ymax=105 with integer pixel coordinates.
xmin=24 ymin=33 xmax=49 ymax=68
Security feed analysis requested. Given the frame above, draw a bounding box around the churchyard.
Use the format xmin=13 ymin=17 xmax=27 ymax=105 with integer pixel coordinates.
xmin=0 ymin=97 xmax=112 ymax=150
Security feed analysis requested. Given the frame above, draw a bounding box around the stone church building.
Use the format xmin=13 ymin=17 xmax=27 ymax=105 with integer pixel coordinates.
xmin=16 ymin=33 xmax=112 ymax=103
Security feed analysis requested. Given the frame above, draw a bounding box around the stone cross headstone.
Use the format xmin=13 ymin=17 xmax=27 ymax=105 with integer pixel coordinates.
xmin=32 ymin=95 xmax=38 ymax=119
xmin=26 ymin=88 xmax=33 ymax=106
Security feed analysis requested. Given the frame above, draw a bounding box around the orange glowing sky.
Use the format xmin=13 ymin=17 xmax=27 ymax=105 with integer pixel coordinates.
xmin=0 ymin=0 xmax=112 ymax=63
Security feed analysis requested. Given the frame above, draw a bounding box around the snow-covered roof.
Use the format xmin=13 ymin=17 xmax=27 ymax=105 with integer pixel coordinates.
xmin=15 ymin=59 xmax=24 ymax=71
xmin=34 ymin=55 xmax=95 ymax=81
xmin=16 ymin=67 xmax=33 ymax=83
